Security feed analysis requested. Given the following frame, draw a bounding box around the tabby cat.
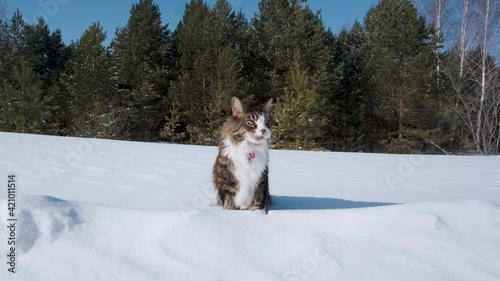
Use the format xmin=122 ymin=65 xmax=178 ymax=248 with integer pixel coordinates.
xmin=212 ymin=96 xmax=274 ymax=210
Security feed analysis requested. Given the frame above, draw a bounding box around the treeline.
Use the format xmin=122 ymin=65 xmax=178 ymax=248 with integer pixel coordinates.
xmin=0 ymin=0 xmax=499 ymax=154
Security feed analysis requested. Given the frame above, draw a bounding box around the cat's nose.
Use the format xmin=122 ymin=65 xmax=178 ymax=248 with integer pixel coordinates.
xmin=261 ymin=129 xmax=266 ymax=134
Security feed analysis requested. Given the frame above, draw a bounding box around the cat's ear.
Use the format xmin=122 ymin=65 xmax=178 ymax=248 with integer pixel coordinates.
xmin=263 ymin=97 xmax=274 ymax=113
xmin=232 ymin=96 xmax=245 ymax=118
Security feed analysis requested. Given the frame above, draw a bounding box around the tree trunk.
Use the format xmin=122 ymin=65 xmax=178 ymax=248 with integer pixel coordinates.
xmin=475 ymin=0 xmax=490 ymax=154
xmin=398 ymin=99 xmax=404 ymax=139
xmin=454 ymin=0 xmax=470 ymax=132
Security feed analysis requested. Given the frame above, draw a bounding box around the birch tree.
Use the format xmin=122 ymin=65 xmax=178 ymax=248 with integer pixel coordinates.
xmin=473 ymin=0 xmax=499 ymax=154
xmin=421 ymin=0 xmax=451 ymax=74
xmin=456 ymin=0 xmax=474 ymax=130
xmin=439 ymin=0 xmax=475 ymax=149
xmin=444 ymin=0 xmax=500 ymax=154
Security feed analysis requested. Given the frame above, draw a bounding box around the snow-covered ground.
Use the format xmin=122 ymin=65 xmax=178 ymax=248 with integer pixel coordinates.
xmin=1 ymin=132 xmax=499 ymax=281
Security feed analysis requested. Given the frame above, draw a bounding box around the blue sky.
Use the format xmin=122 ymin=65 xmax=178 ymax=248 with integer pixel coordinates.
xmin=4 ymin=0 xmax=379 ymax=45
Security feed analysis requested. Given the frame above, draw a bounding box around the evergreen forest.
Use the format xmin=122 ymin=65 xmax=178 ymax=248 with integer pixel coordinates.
xmin=1 ymin=0 xmax=499 ymax=154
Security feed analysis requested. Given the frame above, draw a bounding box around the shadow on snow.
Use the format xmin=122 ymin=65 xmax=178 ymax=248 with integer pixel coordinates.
xmin=270 ymin=195 xmax=397 ymax=210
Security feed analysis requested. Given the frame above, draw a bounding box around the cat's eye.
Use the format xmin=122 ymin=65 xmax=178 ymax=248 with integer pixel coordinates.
xmin=265 ymin=119 xmax=270 ymax=126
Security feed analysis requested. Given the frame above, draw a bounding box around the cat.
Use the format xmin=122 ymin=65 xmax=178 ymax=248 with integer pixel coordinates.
xmin=212 ymin=96 xmax=274 ymax=211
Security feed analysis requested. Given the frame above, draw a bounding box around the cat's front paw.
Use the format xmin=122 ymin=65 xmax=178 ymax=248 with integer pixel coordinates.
xmin=249 ymin=205 xmax=261 ymax=211
xmin=234 ymin=193 xmax=253 ymax=210
xmin=249 ymin=205 xmax=269 ymax=215
xmin=222 ymin=201 xmax=240 ymax=210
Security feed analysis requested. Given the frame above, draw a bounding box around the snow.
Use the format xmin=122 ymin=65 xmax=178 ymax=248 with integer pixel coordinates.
xmin=1 ymin=131 xmax=500 ymax=281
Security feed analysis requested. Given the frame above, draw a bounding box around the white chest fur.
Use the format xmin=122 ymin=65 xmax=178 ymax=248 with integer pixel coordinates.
xmin=222 ymin=138 xmax=269 ymax=209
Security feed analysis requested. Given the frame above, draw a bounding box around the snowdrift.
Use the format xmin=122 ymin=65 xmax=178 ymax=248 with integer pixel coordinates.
xmin=1 ymin=132 xmax=499 ymax=281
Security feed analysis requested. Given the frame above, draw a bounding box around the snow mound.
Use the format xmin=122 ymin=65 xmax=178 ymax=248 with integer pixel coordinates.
xmin=17 ymin=196 xmax=82 ymax=254
xmin=1 ymin=132 xmax=500 ymax=280
xmin=1 ymin=195 xmax=499 ymax=281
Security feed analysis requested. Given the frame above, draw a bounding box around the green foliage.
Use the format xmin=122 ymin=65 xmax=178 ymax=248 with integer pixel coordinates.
xmin=386 ymin=138 xmax=420 ymax=154
xmin=64 ymin=22 xmax=116 ymax=138
xmin=252 ymin=0 xmax=339 ymax=149
xmin=0 ymin=62 xmax=52 ymax=133
xmin=21 ymin=18 xmax=67 ymax=89
xmin=0 ymin=0 xmax=497 ymax=154
xmin=364 ymin=0 xmax=440 ymax=151
xmin=201 ymin=45 xmax=239 ymax=145
xmin=274 ymin=60 xmax=326 ymax=150
xmin=328 ymin=21 xmax=379 ymax=151
xmin=252 ymin=0 xmax=336 ymax=100
xmin=160 ymin=101 xmax=185 ymax=143
xmin=0 ymin=10 xmax=25 ymax=86
xmin=111 ymin=0 xmax=173 ymax=141
xmin=170 ymin=0 xmax=243 ymax=144
xmin=170 ymin=0 xmax=217 ymax=128
xmin=0 ymin=12 xmax=71 ymax=134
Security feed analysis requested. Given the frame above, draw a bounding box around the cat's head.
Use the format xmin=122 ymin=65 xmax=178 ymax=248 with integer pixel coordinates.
xmin=223 ymin=96 xmax=274 ymax=145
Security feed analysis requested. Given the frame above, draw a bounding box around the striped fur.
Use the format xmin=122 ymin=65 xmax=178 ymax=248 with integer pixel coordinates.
xmin=212 ymin=97 xmax=274 ymax=210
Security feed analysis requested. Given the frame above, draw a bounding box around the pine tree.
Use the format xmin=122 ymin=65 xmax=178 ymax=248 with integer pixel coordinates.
xmin=0 ymin=1 xmax=5 ymax=23
xmin=0 ymin=62 xmax=52 ymax=133
xmin=251 ymin=0 xmax=337 ymax=147
xmin=170 ymin=0 xmax=217 ymax=133
xmin=252 ymin=0 xmax=335 ymax=95
xmin=169 ymin=0 xmax=243 ymax=144
xmin=232 ymin=11 xmax=262 ymax=99
xmin=111 ymin=0 xmax=173 ymax=141
xmin=202 ymin=45 xmax=240 ymax=144
xmin=328 ymin=21 xmax=379 ymax=151
xmin=0 ymin=13 xmax=70 ymax=134
xmin=364 ymin=0 xmax=439 ymax=153
xmin=0 ymin=10 xmax=25 ymax=86
xmin=65 ymin=22 xmax=115 ymax=138
xmin=274 ymin=59 xmax=326 ymax=150
xmin=0 ymin=17 xmax=9 ymax=82
xmin=21 ymin=18 xmax=67 ymax=90
xmin=15 ymin=16 xmax=70 ymax=134
xmin=160 ymin=101 xmax=184 ymax=143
